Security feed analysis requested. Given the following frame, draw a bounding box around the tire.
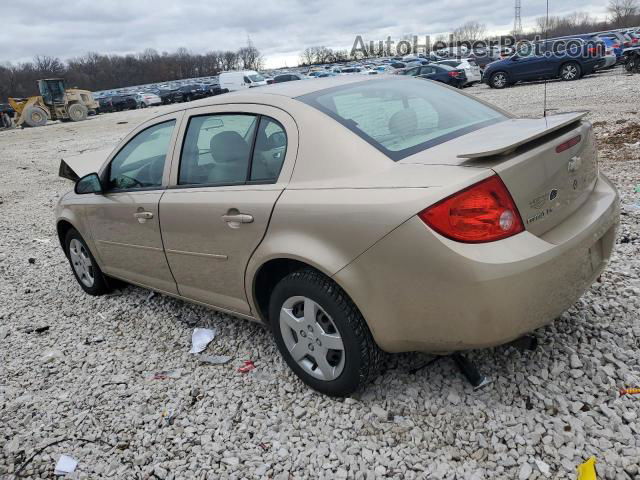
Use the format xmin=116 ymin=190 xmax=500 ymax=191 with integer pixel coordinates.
xmin=560 ymin=62 xmax=581 ymax=81
xmin=269 ymin=269 xmax=383 ymax=396
xmin=22 ymin=106 xmax=48 ymax=127
xmin=489 ymin=71 xmax=509 ymax=89
xmin=64 ymin=228 xmax=111 ymax=296
xmin=68 ymin=103 xmax=88 ymax=122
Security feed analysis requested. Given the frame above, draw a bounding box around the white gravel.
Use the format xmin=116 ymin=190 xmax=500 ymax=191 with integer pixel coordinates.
xmin=1 ymin=67 xmax=639 ymax=479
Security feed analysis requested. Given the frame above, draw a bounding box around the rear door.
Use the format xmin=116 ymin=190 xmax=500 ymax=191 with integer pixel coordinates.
xmin=160 ymin=104 xmax=298 ymax=315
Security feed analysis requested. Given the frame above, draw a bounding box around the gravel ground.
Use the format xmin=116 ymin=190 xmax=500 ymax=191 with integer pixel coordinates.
xmin=1 ymin=67 xmax=639 ymax=480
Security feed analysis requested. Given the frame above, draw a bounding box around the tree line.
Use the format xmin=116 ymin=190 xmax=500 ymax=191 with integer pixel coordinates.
xmin=0 ymin=45 xmax=263 ymax=101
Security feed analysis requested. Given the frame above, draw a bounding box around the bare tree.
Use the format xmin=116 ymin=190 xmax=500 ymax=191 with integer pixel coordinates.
xmin=608 ymin=0 xmax=639 ymax=27
xmin=451 ymin=21 xmax=487 ymax=42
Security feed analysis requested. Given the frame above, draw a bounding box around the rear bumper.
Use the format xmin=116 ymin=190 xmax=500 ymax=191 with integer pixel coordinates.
xmin=334 ymin=173 xmax=620 ymax=353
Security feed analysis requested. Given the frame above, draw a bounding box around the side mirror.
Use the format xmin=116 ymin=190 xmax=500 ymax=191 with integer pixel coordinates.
xmin=75 ymin=173 xmax=103 ymax=195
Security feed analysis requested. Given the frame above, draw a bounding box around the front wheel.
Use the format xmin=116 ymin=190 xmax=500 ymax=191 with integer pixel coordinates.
xmin=489 ymin=71 xmax=509 ymax=89
xmin=22 ymin=106 xmax=48 ymax=127
xmin=269 ymin=269 xmax=383 ymax=396
xmin=560 ymin=62 xmax=581 ymax=81
xmin=65 ymin=228 xmax=111 ymax=295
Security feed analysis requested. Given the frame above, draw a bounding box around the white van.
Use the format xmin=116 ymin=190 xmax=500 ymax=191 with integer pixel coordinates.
xmin=219 ymin=70 xmax=267 ymax=91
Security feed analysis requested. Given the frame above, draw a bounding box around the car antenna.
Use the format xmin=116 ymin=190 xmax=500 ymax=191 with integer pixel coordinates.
xmin=543 ymin=0 xmax=550 ymax=118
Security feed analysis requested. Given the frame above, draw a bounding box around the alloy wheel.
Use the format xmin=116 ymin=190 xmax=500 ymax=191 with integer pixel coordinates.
xmin=279 ymin=296 xmax=345 ymax=381
xmin=69 ymin=239 xmax=95 ymax=287
xmin=492 ymin=73 xmax=507 ymax=88
xmin=562 ymin=64 xmax=578 ymax=80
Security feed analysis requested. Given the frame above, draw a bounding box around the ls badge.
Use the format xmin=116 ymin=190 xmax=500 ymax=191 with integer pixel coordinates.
xmin=568 ymin=155 xmax=582 ymax=173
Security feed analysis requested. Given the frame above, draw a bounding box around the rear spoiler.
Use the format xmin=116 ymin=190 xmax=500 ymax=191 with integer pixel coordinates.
xmin=457 ymin=111 xmax=589 ymax=159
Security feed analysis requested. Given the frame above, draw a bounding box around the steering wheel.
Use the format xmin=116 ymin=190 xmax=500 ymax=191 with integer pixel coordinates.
xmin=117 ymin=174 xmax=144 ymax=188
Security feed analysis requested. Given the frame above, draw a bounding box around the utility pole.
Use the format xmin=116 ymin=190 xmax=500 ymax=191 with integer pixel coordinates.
xmin=514 ymin=0 xmax=523 ymax=37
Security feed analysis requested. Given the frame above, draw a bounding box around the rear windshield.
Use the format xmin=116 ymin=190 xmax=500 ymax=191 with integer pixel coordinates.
xmin=297 ymin=78 xmax=506 ymax=161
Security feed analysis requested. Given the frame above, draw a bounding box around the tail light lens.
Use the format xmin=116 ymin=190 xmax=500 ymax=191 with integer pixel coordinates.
xmin=448 ymin=71 xmax=460 ymax=77
xmin=613 ymin=43 xmax=620 ymax=49
xmin=419 ymin=175 xmax=524 ymax=243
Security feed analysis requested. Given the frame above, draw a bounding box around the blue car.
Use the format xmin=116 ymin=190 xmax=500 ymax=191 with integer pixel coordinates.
xmin=483 ymin=39 xmax=604 ymax=89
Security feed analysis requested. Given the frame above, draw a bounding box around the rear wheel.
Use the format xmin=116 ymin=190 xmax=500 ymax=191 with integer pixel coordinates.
xmin=68 ymin=103 xmax=88 ymax=122
xmin=489 ymin=71 xmax=509 ymax=89
xmin=22 ymin=106 xmax=48 ymax=127
xmin=269 ymin=269 xmax=383 ymax=396
xmin=65 ymin=228 xmax=111 ymax=295
xmin=560 ymin=62 xmax=581 ymax=81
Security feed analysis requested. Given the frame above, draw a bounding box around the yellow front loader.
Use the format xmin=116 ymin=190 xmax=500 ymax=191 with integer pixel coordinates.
xmin=8 ymin=78 xmax=99 ymax=128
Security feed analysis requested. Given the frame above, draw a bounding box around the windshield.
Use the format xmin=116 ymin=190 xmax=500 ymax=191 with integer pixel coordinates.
xmin=297 ymin=78 xmax=506 ymax=161
xmin=248 ymin=74 xmax=264 ymax=82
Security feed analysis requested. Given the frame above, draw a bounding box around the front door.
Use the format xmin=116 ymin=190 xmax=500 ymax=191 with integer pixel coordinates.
xmin=86 ymin=117 xmax=180 ymax=294
xmin=160 ymin=106 xmax=296 ymax=314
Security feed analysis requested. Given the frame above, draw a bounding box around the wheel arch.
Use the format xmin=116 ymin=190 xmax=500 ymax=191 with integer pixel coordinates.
xmin=56 ymin=219 xmax=75 ymax=255
xmin=250 ymin=256 xmax=353 ymax=325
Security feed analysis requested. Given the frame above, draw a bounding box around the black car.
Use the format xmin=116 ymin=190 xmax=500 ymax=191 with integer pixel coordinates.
xmin=273 ymin=73 xmax=304 ymax=83
xmin=401 ymin=64 xmax=467 ymax=88
xmin=148 ymin=88 xmax=182 ymax=104
xmin=205 ymin=83 xmax=225 ymax=95
xmin=98 ymin=96 xmax=122 ymax=113
xmin=121 ymin=95 xmax=138 ymax=110
xmin=179 ymin=84 xmax=209 ymax=102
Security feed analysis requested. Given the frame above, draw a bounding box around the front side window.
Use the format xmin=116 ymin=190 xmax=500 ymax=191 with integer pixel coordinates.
xmin=108 ymin=120 xmax=175 ymax=190
xmin=248 ymin=74 xmax=264 ymax=82
xmin=298 ymin=78 xmax=506 ymax=161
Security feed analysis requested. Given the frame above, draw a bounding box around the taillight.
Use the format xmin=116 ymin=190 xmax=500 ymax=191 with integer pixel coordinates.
xmin=448 ymin=71 xmax=460 ymax=77
xmin=418 ymin=175 xmax=524 ymax=243
xmin=613 ymin=43 xmax=620 ymax=48
xmin=556 ymin=135 xmax=581 ymax=153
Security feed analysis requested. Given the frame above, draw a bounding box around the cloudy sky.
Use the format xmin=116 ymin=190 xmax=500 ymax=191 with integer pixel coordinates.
xmin=2 ymin=0 xmax=608 ymax=68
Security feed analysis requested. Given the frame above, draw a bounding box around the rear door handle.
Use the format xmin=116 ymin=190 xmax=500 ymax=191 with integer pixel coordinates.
xmin=221 ymin=214 xmax=254 ymax=224
xmin=134 ymin=211 xmax=154 ymax=220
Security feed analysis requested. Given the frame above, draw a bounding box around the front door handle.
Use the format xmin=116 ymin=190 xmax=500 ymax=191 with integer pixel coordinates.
xmin=221 ymin=213 xmax=254 ymax=224
xmin=134 ymin=211 xmax=154 ymax=220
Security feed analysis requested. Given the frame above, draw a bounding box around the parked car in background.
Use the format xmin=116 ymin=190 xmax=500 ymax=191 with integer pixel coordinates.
xmin=98 ymin=95 xmax=126 ymax=113
xmin=134 ymin=92 xmax=162 ymax=108
xmin=436 ymin=59 xmax=482 ymax=86
xmin=205 ymin=83 xmax=225 ymax=95
xmin=179 ymin=84 xmax=209 ymax=102
xmin=57 ymin=75 xmax=619 ymax=396
xmin=315 ymin=71 xmax=338 ymax=78
xmin=121 ymin=95 xmax=139 ymax=110
xmin=148 ymin=88 xmax=183 ymax=104
xmin=597 ymin=36 xmax=624 ymax=63
xmin=466 ymin=51 xmax=501 ymax=71
xmin=274 ymin=73 xmax=305 ymax=83
xmin=401 ymin=64 xmax=467 ymax=88
xmin=219 ymin=70 xmax=267 ymax=91
xmin=484 ymin=40 xmax=604 ymax=89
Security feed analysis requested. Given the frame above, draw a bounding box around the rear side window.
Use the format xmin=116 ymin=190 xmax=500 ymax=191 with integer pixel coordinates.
xmin=298 ymin=78 xmax=505 ymax=161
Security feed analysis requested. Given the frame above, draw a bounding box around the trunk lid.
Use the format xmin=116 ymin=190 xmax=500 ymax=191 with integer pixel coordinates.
xmin=400 ymin=113 xmax=599 ymax=236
